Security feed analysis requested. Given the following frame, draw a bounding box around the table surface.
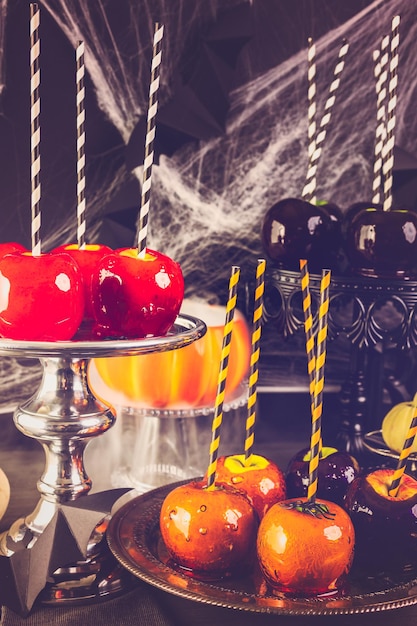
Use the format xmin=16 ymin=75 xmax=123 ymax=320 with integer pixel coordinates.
xmin=0 ymin=393 xmax=416 ymax=626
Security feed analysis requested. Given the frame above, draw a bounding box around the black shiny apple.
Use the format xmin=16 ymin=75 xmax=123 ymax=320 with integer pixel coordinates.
xmin=261 ymin=198 xmax=342 ymax=273
xmin=285 ymin=446 xmax=360 ymax=507
xmin=345 ymin=468 xmax=417 ymax=572
xmin=346 ymin=205 xmax=417 ymax=278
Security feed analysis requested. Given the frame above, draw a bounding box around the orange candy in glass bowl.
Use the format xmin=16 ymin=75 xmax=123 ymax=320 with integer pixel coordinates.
xmin=88 ymin=299 xmax=251 ymax=410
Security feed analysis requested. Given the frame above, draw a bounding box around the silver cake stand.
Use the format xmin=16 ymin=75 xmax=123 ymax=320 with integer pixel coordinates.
xmin=0 ymin=314 xmax=206 ymax=612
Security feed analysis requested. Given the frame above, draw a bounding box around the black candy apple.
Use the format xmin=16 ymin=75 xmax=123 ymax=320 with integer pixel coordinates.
xmin=261 ymin=198 xmax=342 ymax=273
xmin=286 ymin=446 xmax=360 ymax=506
xmin=345 ymin=468 xmax=417 ymax=572
xmin=346 ymin=205 xmax=417 ymax=278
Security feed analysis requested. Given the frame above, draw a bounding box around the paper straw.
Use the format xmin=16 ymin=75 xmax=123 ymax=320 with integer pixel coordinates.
xmin=206 ymin=266 xmax=241 ymax=489
xmin=382 ymin=15 xmax=401 ymax=211
xmin=302 ymin=39 xmax=349 ymax=204
xmin=307 ymin=268 xmax=331 ymax=502
xmin=30 ymin=3 xmax=41 ymax=256
xmin=372 ymin=36 xmax=390 ymax=204
xmin=137 ymin=22 xmax=164 ymax=258
xmin=388 ymin=399 xmax=417 ymax=497
xmin=306 ymin=39 xmax=317 ymax=172
xmin=244 ymin=259 xmax=266 ymax=463
xmin=76 ymin=40 xmax=86 ymax=249
xmin=299 ymin=259 xmax=316 ymax=412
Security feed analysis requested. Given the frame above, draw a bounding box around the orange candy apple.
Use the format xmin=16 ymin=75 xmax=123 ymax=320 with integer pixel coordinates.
xmin=160 ymin=479 xmax=258 ymax=577
xmin=257 ymin=497 xmax=355 ymax=595
xmin=0 ymin=251 xmax=84 ymax=341
xmin=208 ymin=454 xmax=286 ymax=519
xmin=344 ymin=468 xmax=417 ymax=571
xmin=52 ymin=243 xmax=112 ymax=322
xmin=91 ymin=247 xmax=184 ymax=339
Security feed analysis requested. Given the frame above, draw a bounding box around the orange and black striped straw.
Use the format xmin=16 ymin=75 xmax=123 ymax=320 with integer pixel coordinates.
xmin=206 ymin=265 xmax=241 ymax=489
xmin=388 ymin=396 xmax=417 ymax=497
xmin=244 ymin=259 xmax=266 ymax=463
xmin=307 ymin=268 xmax=331 ymax=502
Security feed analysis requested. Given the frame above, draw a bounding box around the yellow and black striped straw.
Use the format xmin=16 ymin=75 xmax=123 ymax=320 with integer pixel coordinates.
xmin=206 ymin=265 xmax=241 ymax=489
xmin=244 ymin=259 xmax=266 ymax=463
xmin=307 ymin=268 xmax=331 ymax=502
xmin=300 ymin=259 xmax=316 ymax=413
xmin=388 ymin=395 xmax=417 ymax=497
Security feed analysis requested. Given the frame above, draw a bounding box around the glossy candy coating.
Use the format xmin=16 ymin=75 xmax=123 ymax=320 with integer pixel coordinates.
xmin=257 ymin=497 xmax=355 ymax=595
xmin=209 ymin=454 xmax=286 ymax=520
xmin=286 ymin=446 xmax=359 ymax=507
xmin=0 ymin=251 xmax=84 ymax=341
xmin=91 ymin=247 xmax=184 ymax=339
xmin=52 ymin=243 xmax=113 ymax=320
xmin=344 ymin=468 xmax=417 ymax=571
xmin=160 ymin=480 xmax=258 ymax=577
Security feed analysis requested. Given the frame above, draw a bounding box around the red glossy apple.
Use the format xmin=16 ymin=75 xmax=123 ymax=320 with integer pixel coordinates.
xmin=344 ymin=468 xmax=417 ymax=571
xmin=0 ymin=251 xmax=85 ymax=341
xmin=257 ymin=497 xmax=355 ymax=595
xmin=208 ymin=454 xmax=286 ymax=519
xmin=159 ymin=479 xmax=258 ymax=578
xmin=0 ymin=242 xmax=28 ymax=258
xmin=52 ymin=243 xmax=112 ymax=321
xmin=286 ymin=446 xmax=360 ymax=506
xmin=91 ymin=247 xmax=184 ymax=339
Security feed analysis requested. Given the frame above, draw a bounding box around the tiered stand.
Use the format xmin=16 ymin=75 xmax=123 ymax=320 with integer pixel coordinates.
xmin=0 ymin=314 xmax=206 ymax=613
xmin=260 ymin=269 xmax=417 ymax=460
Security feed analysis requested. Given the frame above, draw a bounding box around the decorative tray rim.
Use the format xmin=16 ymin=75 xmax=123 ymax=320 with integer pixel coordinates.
xmin=107 ymin=481 xmax=417 ymax=616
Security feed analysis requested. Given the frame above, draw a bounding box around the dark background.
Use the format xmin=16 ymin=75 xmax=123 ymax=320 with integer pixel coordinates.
xmin=0 ymin=0 xmax=377 ymax=247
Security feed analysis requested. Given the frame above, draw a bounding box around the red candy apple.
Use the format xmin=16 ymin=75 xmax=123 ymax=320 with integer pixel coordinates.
xmin=0 ymin=251 xmax=85 ymax=341
xmin=160 ymin=479 xmax=258 ymax=577
xmin=52 ymin=243 xmax=112 ymax=321
xmin=257 ymin=497 xmax=355 ymax=595
xmin=344 ymin=468 xmax=417 ymax=571
xmin=286 ymin=446 xmax=360 ymax=506
xmin=91 ymin=247 xmax=184 ymax=339
xmin=0 ymin=242 xmax=28 ymax=259
xmin=209 ymin=454 xmax=286 ymax=519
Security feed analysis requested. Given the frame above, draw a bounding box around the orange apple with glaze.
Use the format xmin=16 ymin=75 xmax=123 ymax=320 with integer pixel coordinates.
xmin=160 ymin=479 xmax=258 ymax=578
xmin=208 ymin=453 xmax=286 ymax=519
xmin=257 ymin=497 xmax=355 ymax=595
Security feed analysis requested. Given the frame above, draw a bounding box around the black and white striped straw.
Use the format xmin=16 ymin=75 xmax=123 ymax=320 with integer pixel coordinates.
xmin=76 ymin=40 xmax=86 ymax=249
xmin=302 ymin=39 xmax=349 ymax=204
xmin=382 ymin=15 xmax=401 ymax=211
xmin=372 ymin=37 xmax=390 ymax=205
xmin=137 ymin=22 xmax=164 ymax=257
xmin=30 ymin=3 xmax=41 ymax=255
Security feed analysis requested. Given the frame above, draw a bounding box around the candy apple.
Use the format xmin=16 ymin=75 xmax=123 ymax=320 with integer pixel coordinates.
xmin=261 ymin=197 xmax=341 ymax=273
xmin=160 ymin=479 xmax=258 ymax=577
xmin=208 ymin=454 xmax=286 ymax=519
xmin=257 ymin=497 xmax=355 ymax=595
xmin=382 ymin=398 xmax=417 ymax=455
xmin=0 ymin=251 xmax=85 ymax=341
xmin=91 ymin=247 xmax=184 ymax=339
xmin=344 ymin=468 xmax=417 ymax=570
xmin=52 ymin=243 xmax=112 ymax=322
xmin=346 ymin=206 xmax=417 ymax=277
xmin=0 ymin=242 xmax=28 ymax=259
xmin=285 ymin=446 xmax=360 ymax=506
